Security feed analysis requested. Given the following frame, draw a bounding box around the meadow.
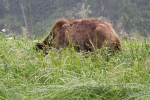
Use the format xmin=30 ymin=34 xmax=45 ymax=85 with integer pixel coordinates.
xmin=0 ymin=33 xmax=150 ymax=100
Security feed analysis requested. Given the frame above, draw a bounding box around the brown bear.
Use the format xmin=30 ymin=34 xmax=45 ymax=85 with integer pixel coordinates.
xmin=36 ymin=18 xmax=121 ymax=54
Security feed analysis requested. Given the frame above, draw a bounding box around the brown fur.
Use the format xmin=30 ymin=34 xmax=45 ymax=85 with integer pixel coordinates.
xmin=36 ymin=18 xmax=121 ymax=54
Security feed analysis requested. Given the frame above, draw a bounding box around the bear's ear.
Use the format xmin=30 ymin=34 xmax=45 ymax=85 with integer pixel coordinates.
xmin=54 ymin=19 xmax=69 ymax=28
xmin=35 ymin=43 xmax=44 ymax=50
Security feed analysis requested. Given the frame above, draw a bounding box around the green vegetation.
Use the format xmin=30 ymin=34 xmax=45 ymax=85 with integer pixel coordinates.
xmin=0 ymin=34 xmax=150 ymax=100
xmin=1 ymin=0 xmax=150 ymax=99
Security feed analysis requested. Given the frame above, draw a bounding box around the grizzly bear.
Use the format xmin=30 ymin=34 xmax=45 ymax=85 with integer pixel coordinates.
xmin=36 ymin=18 xmax=121 ymax=54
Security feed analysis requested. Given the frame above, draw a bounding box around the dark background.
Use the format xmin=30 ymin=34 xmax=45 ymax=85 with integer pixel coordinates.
xmin=0 ymin=0 xmax=150 ymax=37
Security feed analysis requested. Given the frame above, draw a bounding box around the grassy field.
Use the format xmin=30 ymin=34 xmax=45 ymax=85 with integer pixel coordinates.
xmin=0 ymin=33 xmax=150 ymax=100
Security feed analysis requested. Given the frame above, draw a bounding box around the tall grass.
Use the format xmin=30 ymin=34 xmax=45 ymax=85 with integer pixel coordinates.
xmin=0 ymin=34 xmax=150 ymax=100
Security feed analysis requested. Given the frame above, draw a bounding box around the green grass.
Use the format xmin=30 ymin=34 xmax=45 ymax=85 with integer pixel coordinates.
xmin=0 ymin=34 xmax=150 ymax=100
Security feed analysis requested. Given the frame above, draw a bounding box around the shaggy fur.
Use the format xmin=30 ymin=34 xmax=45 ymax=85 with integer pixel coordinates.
xmin=36 ymin=18 xmax=121 ymax=54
